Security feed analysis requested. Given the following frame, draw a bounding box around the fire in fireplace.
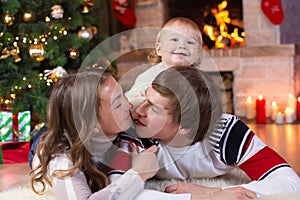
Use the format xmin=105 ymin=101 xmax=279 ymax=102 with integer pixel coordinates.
xmin=202 ymin=0 xmax=245 ymax=49
xmin=166 ymin=0 xmax=244 ymax=49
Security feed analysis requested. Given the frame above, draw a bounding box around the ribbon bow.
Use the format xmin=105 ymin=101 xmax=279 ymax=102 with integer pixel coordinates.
xmin=0 ymin=46 xmax=21 ymax=63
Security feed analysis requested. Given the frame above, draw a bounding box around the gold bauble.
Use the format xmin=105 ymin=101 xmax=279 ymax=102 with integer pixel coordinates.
xmin=78 ymin=27 xmax=93 ymax=41
xmin=3 ymin=12 xmax=15 ymax=26
xmin=28 ymin=43 xmax=45 ymax=61
xmin=68 ymin=48 xmax=80 ymax=59
xmin=23 ymin=12 xmax=36 ymax=22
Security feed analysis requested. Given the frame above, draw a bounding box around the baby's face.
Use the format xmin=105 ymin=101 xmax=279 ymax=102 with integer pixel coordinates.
xmin=156 ymin=24 xmax=201 ymax=68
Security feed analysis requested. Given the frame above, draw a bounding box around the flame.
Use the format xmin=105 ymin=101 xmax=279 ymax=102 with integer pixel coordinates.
xmin=203 ymin=0 xmax=245 ymax=49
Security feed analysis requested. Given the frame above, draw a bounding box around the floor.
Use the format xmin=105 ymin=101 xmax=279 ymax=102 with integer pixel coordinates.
xmin=0 ymin=122 xmax=299 ymax=192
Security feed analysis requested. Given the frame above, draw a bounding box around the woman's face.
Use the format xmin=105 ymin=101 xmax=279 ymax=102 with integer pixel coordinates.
xmin=97 ymin=76 xmax=133 ymax=138
xmin=134 ymin=86 xmax=180 ymax=145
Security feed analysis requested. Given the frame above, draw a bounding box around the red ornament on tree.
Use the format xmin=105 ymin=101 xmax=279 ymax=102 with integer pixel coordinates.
xmin=261 ymin=0 xmax=284 ymax=25
xmin=112 ymin=0 xmax=136 ymax=28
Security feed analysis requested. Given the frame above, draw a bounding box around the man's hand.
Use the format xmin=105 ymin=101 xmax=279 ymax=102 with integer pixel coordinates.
xmin=165 ymin=182 xmax=221 ymax=195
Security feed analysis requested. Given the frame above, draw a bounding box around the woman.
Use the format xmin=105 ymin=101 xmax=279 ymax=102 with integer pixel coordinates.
xmin=30 ymin=68 xmax=159 ymax=199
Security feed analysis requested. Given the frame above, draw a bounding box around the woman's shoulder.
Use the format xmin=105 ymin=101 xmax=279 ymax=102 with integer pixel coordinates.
xmin=48 ymin=153 xmax=73 ymax=173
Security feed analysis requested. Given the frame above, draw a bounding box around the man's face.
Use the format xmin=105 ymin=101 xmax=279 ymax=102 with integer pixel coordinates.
xmin=134 ymin=86 xmax=180 ymax=145
xmin=98 ymin=77 xmax=133 ymax=138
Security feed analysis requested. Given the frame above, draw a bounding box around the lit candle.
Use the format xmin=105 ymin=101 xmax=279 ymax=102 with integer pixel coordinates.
xmin=275 ymin=111 xmax=284 ymax=125
xmin=245 ymin=96 xmax=255 ymax=120
xmin=256 ymin=94 xmax=266 ymax=123
xmin=271 ymin=101 xmax=278 ymax=121
xmin=287 ymin=93 xmax=296 ymax=120
xmin=285 ymin=107 xmax=294 ymax=124
xmin=297 ymin=97 xmax=300 ymax=120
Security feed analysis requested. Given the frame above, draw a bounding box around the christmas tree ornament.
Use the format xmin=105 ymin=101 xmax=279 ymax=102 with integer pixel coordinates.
xmin=68 ymin=48 xmax=80 ymax=59
xmin=51 ymin=5 xmax=64 ymax=19
xmin=28 ymin=43 xmax=45 ymax=61
xmin=78 ymin=27 xmax=93 ymax=41
xmin=261 ymin=0 xmax=284 ymax=25
xmin=3 ymin=12 xmax=15 ymax=26
xmin=22 ymin=12 xmax=36 ymax=22
xmin=88 ymin=26 xmax=98 ymax=35
xmin=112 ymin=0 xmax=136 ymax=28
xmin=44 ymin=66 xmax=68 ymax=82
xmin=0 ymin=45 xmax=21 ymax=63
xmin=82 ymin=0 xmax=95 ymax=13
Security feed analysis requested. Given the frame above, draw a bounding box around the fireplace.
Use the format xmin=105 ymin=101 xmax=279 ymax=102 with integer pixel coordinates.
xmin=117 ymin=0 xmax=300 ymax=119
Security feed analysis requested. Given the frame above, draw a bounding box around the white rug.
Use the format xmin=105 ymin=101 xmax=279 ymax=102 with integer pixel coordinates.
xmin=0 ymin=177 xmax=299 ymax=200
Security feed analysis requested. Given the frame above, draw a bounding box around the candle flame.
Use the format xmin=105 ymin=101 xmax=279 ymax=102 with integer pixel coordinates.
xmin=288 ymin=93 xmax=294 ymax=98
xmin=278 ymin=111 xmax=282 ymax=115
xmin=258 ymin=94 xmax=263 ymax=100
xmin=271 ymin=101 xmax=277 ymax=107
xmin=247 ymin=96 xmax=252 ymax=103
xmin=298 ymin=97 xmax=300 ymax=102
xmin=285 ymin=107 xmax=292 ymax=114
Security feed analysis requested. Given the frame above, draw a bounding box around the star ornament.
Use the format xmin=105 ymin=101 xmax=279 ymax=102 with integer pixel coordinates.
xmin=271 ymin=5 xmax=280 ymax=14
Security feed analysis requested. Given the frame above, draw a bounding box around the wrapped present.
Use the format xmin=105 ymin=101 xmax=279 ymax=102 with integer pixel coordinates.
xmin=0 ymin=111 xmax=31 ymax=142
xmin=0 ymin=111 xmax=13 ymax=141
xmin=0 ymin=141 xmax=30 ymax=164
xmin=18 ymin=111 xmax=31 ymax=141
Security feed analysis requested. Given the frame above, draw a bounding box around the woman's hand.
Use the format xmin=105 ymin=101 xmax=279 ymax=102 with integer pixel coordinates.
xmin=131 ymin=145 xmax=159 ymax=181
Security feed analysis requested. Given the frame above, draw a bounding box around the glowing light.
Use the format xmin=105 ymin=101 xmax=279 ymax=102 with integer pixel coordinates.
xmin=10 ymin=93 xmax=16 ymax=99
xmin=45 ymin=16 xmax=50 ymax=22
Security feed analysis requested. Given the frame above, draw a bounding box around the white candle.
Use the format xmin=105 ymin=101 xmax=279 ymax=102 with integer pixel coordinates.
xmin=275 ymin=111 xmax=284 ymax=125
xmin=245 ymin=96 xmax=255 ymax=120
xmin=287 ymin=93 xmax=296 ymax=120
xmin=285 ymin=107 xmax=294 ymax=124
xmin=271 ymin=101 xmax=278 ymax=121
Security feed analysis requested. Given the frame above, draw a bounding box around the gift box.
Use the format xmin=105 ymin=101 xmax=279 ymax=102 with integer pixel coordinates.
xmin=0 ymin=111 xmax=31 ymax=142
xmin=0 ymin=141 xmax=30 ymax=164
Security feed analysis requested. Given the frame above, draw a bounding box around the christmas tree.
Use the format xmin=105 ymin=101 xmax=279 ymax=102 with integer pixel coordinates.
xmin=0 ymin=0 xmax=105 ymax=121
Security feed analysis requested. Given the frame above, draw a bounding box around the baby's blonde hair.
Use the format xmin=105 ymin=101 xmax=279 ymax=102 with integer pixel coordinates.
xmin=148 ymin=17 xmax=203 ymax=64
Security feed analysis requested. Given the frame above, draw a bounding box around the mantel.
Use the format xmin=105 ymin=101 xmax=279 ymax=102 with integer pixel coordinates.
xmin=206 ymin=44 xmax=300 ymax=58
